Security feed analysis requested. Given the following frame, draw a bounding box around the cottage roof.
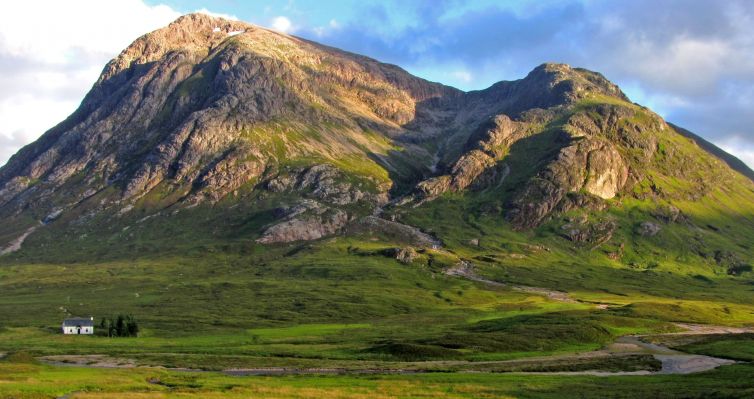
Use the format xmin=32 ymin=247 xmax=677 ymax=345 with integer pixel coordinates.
xmin=62 ymin=317 xmax=94 ymax=327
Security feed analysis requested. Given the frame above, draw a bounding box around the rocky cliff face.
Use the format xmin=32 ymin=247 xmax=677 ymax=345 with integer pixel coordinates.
xmin=1 ymin=13 xmax=753 ymax=254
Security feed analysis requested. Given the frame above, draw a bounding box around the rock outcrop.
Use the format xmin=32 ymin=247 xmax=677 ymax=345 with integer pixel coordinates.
xmin=505 ymin=105 xmax=636 ymax=229
xmin=381 ymin=247 xmax=419 ymax=264
xmin=416 ymin=115 xmax=531 ymax=200
xmin=266 ymin=164 xmax=388 ymax=207
xmin=345 ymin=216 xmax=441 ymax=248
xmin=560 ymin=217 xmax=616 ymax=246
xmin=506 ymin=137 xmax=628 ymax=229
xmin=257 ymin=201 xmax=349 ymax=244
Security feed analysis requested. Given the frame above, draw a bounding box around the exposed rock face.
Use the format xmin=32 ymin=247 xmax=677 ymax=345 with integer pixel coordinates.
xmin=257 ymin=201 xmax=349 ymax=244
xmin=266 ymin=164 xmax=387 ymax=206
xmin=582 ymin=142 xmax=629 ymax=199
xmin=345 ymin=216 xmax=441 ymax=248
xmin=417 ymin=112 xmax=540 ymax=200
xmin=506 ymin=137 xmax=628 ymax=229
xmin=505 ymin=106 xmax=633 ymax=229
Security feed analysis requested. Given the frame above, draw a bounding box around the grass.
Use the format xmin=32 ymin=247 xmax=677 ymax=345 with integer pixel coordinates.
xmin=670 ymin=334 xmax=754 ymax=362
xmin=1 ymin=360 xmax=754 ymax=398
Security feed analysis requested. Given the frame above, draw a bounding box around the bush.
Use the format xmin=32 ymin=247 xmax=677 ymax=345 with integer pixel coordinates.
xmin=366 ymin=342 xmax=460 ymax=361
xmin=728 ymin=263 xmax=752 ymax=276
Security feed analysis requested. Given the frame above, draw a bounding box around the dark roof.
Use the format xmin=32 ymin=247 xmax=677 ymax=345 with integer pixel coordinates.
xmin=62 ymin=317 xmax=94 ymax=327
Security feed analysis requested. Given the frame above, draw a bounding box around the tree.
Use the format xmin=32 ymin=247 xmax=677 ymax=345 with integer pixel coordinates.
xmin=115 ymin=315 xmax=125 ymax=337
xmin=99 ymin=314 xmax=139 ymax=337
xmin=125 ymin=315 xmax=139 ymax=337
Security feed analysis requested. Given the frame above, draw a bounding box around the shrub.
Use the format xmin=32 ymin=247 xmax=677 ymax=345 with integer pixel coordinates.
xmin=728 ymin=263 xmax=752 ymax=276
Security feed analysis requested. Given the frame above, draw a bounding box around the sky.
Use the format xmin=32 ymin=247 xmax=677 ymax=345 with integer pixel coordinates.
xmin=1 ymin=0 xmax=753 ymax=170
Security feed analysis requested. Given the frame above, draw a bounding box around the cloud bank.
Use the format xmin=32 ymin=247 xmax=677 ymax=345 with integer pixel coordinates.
xmin=0 ymin=0 xmax=182 ymax=165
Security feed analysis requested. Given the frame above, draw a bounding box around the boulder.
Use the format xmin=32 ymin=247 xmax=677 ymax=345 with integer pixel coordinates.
xmin=636 ymin=221 xmax=661 ymax=236
xmin=395 ymin=247 xmax=419 ymax=264
xmin=652 ymin=205 xmax=682 ymax=223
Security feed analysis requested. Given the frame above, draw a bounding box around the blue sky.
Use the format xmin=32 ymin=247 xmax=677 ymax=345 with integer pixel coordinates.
xmin=1 ymin=0 xmax=754 ymax=169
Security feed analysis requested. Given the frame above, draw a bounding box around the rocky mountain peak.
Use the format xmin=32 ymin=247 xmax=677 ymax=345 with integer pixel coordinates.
xmin=98 ymin=13 xmax=251 ymax=84
xmin=524 ymin=63 xmax=628 ymax=102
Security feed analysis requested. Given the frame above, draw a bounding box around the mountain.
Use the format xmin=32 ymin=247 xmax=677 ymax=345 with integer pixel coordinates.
xmin=1 ymin=12 xmax=753 ymax=277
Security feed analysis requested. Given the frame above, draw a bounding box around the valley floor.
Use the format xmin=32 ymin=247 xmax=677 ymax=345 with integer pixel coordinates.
xmin=29 ymin=326 xmax=747 ymax=376
xmin=1 ymin=235 xmax=753 ymax=398
xmin=1 ymin=325 xmax=753 ymax=398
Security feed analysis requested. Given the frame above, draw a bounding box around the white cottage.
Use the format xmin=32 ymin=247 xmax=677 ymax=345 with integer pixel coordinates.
xmin=62 ymin=317 xmax=94 ymax=335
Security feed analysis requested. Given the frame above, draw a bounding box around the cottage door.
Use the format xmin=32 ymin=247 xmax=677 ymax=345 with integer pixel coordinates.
xmin=77 ymin=326 xmax=81 ymax=334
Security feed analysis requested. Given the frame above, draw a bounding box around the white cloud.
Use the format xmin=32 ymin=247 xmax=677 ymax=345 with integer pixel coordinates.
xmin=271 ymin=16 xmax=293 ymax=33
xmin=715 ymin=136 xmax=754 ymax=171
xmin=0 ymin=1 xmax=180 ymax=64
xmin=0 ymin=0 xmax=183 ymax=167
xmin=451 ymin=70 xmax=473 ymax=84
xmin=194 ymin=8 xmax=238 ymax=21
xmin=312 ymin=19 xmax=339 ymax=37
xmin=616 ymin=36 xmax=731 ymax=95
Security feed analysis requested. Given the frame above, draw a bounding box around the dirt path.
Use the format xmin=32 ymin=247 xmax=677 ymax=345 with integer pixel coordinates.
xmin=0 ymin=223 xmax=40 ymax=255
xmin=41 ymin=354 xmax=139 ymax=368
xmin=670 ymin=323 xmax=754 ymax=335
xmin=610 ymin=335 xmax=736 ymax=375
xmin=445 ymin=261 xmax=576 ymax=303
